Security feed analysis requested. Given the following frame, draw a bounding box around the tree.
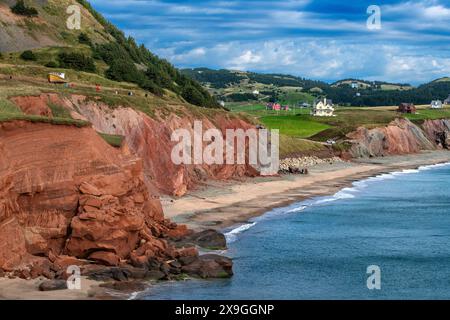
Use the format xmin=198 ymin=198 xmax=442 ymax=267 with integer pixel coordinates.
xmin=182 ymin=86 xmax=205 ymax=106
xmin=105 ymin=59 xmax=141 ymax=83
xmin=140 ymin=79 xmax=164 ymax=97
xmin=78 ymin=33 xmax=92 ymax=46
xmin=20 ymin=50 xmax=37 ymax=61
xmin=58 ymin=52 xmax=96 ymax=72
xmin=11 ymin=0 xmax=38 ymax=17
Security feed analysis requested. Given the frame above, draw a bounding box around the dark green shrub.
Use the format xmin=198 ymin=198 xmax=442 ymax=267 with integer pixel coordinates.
xmin=58 ymin=52 xmax=96 ymax=72
xmin=45 ymin=61 xmax=58 ymax=68
xmin=11 ymin=0 xmax=38 ymax=17
xmin=20 ymin=50 xmax=37 ymax=61
xmin=78 ymin=33 xmax=92 ymax=46
xmin=140 ymin=79 xmax=164 ymax=97
xmin=182 ymin=85 xmax=206 ymax=106
xmin=105 ymin=59 xmax=140 ymax=83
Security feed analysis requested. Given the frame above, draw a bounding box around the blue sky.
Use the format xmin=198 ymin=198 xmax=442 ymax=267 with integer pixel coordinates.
xmin=89 ymin=0 xmax=450 ymax=84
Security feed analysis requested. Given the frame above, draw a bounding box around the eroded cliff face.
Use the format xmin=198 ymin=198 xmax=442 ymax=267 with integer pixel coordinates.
xmin=11 ymin=94 xmax=258 ymax=196
xmin=0 ymin=121 xmax=193 ymax=278
xmin=346 ymin=118 xmax=449 ymax=158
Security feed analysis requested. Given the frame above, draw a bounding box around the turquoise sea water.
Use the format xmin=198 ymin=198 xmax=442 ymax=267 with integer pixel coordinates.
xmin=142 ymin=163 xmax=450 ymax=300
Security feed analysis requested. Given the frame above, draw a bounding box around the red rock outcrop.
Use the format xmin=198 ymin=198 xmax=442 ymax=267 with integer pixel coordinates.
xmin=346 ymin=118 xmax=436 ymax=158
xmin=422 ymin=119 xmax=450 ymax=146
xmin=9 ymin=94 xmax=67 ymax=117
xmin=0 ymin=120 xmax=191 ymax=277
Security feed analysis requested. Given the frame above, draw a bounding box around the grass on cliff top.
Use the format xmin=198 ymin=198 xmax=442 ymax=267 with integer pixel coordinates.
xmin=279 ymin=135 xmax=328 ymax=158
xmin=405 ymin=107 xmax=450 ymax=121
xmin=0 ymin=113 xmax=91 ymax=127
xmin=97 ymin=132 xmax=125 ymax=148
xmin=260 ymin=115 xmax=331 ymax=138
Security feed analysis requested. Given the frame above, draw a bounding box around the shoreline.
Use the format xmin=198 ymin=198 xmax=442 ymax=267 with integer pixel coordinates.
xmin=162 ymin=150 xmax=450 ymax=232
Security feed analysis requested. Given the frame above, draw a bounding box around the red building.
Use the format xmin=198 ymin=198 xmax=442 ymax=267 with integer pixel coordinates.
xmin=397 ymin=103 xmax=416 ymax=114
xmin=267 ymin=102 xmax=281 ymax=111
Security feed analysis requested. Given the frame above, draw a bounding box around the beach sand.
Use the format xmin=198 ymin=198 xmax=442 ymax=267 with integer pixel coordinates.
xmin=0 ymin=277 xmax=116 ymax=300
xmin=162 ymin=150 xmax=450 ymax=231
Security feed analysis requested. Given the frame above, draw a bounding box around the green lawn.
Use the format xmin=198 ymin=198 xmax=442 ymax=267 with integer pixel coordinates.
xmin=260 ymin=115 xmax=331 ymax=138
xmin=405 ymin=108 xmax=450 ymax=121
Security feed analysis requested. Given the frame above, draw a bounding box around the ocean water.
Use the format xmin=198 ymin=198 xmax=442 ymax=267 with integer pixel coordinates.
xmin=143 ymin=163 xmax=450 ymax=300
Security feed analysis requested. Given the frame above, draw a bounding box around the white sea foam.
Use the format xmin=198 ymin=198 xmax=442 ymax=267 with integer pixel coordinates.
xmin=128 ymin=291 xmax=140 ymax=300
xmin=287 ymin=205 xmax=308 ymax=213
xmin=418 ymin=162 xmax=450 ymax=171
xmin=224 ymin=161 xmax=450 ymax=244
xmin=225 ymin=222 xmax=257 ymax=243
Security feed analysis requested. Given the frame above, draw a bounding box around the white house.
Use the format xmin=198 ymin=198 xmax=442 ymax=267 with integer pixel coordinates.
xmin=431 ymin=100 xmax=443 ymax=109
xmin=312 ymin=98 xmax=335 ymax=117
xmin=252 ymin=90 xmax=260 ymax=95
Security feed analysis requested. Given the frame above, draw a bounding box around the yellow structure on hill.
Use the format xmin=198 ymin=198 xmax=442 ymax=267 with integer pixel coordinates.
xmin=48 ymin=72 xmax=67 ymax=84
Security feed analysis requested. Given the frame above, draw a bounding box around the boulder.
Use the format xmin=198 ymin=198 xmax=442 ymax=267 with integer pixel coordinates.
xmin=89 ymin=252 xmax=121 ymax=267
xmin=85 ymin=267 xmax=131 ymax=282
xmin=187 ymin=230 xmax=227 ymax=250
xmin=182 ymin=254 xmax=233 ymax=279
xmin=39 ymin=280 xmax=67 ymax=291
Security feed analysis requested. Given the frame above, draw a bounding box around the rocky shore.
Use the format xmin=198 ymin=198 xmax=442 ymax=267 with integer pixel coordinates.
xmin=279 ymin=156 xmax=343 ymax=173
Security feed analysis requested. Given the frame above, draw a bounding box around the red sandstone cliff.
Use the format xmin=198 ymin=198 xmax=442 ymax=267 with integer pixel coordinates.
xmin=0 ymin=120 xmax=231 ymax=280
xmin=11 ymin=94 xmax=258 ymax=197
xmin=346 ymin=118 xmax=449 ymax=158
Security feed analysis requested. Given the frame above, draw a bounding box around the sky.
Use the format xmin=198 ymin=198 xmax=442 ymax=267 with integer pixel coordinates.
xmin=89 ymin=0 xmax=450 ymax=85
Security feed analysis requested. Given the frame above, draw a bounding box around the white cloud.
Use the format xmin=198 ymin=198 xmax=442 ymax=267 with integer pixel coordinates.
xmin=160 ymin=39 xmax=450 ymax=84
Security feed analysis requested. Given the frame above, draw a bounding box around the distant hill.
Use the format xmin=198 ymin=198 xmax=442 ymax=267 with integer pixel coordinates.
xmin=0 ymin=0 xmax=218 ymax=108
xmin=181 ymin=68 xmax=327 ymax=89
xmin=182 ymin=68 xmax=450 ymax=107
xmin=180 ymin=68 xmax=326 ymax=105
xmin=332 ymin=79 xmax=413 ymax=91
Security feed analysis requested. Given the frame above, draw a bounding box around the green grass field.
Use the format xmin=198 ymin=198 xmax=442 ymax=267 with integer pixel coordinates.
xmin=405 ymin=108 xmax=450 ymax=121
xmin=260 ymin=115 xmax=331 ymax=138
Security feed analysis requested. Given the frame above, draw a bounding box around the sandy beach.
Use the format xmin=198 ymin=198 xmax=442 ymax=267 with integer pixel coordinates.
xmin=162 ymin=150 xmax=450 ymax=231
xmin=0 ymin=277 xmax=114 ymax=300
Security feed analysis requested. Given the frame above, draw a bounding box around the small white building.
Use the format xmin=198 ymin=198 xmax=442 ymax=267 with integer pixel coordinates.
xmin=431 ymin=100 xmax=443 ymax=109
xmin=252 ymin=90 xmax=260 ymax=95
xmin=312 ymin=98 xmax=335 ymax=117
